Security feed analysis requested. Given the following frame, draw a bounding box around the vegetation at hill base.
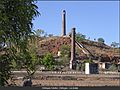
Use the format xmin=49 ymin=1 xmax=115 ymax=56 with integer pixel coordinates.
xmin=59 ymin=45 xmax=71 ymax=67
xmin=42 ymin=53 xmax=55 ymax=70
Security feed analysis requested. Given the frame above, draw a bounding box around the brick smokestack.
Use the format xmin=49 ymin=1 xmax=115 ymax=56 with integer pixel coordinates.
xmin=62 ymin=10 xmax=66 ymax=36
xmin=70 ymin=27 xmax=76 ymax=70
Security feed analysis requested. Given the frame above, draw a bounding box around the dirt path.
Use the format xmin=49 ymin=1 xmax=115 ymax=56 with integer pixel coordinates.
xmin=14 ymin=79 xmax=120 ymax=86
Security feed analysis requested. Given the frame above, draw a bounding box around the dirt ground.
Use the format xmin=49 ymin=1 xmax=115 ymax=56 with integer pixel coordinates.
xmin=12 ymin=78 xmax=120 ymax=86
xmin=9 ymin=71 xmax=120 ymax=86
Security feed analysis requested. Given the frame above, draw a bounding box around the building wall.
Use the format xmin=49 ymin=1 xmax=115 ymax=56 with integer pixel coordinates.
xmin=85 ymin=63 xmax=99 ymax=74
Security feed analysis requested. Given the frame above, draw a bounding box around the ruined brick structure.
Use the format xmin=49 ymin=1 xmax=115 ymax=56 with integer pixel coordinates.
xmin=70 ymin=28 xmax=76 ymax=69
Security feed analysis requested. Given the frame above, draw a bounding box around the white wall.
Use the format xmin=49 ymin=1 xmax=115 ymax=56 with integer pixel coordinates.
xmin=85 ymin=63 xmax=90 ymax=74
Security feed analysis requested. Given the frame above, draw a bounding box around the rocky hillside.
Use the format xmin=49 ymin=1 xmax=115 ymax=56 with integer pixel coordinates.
xmin=36 ymin=36 xmax=120 ymax=63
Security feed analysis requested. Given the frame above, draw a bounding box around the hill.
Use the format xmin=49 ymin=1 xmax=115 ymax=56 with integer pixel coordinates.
xmin=36 ymin=36 xmax=120 ymax=63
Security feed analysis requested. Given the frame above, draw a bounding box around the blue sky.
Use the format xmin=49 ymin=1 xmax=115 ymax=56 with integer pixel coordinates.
xmin=32 ymin=1 xmax=119 ymax=46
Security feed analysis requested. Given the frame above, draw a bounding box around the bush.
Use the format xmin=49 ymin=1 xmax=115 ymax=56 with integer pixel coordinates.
xmin=42 ymin=53 xmax=55 ymax=70
xmin=97 ymin=38 xmax=105 ymax=43
xmin=75 ymin=33 xmax=86 ymax=42
xmin=59 ymin=45 xmax=71 ymax=67
xmin=60 ymin=45 xmax=70 ymax=58
xmin=108 ymin=64 xmax=117 ymax=71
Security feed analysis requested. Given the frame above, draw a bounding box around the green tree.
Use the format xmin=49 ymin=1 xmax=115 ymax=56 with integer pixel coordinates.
xmin=12 ymin=34 xmax=42 ymax=80
xmin=97 ymin=38 xmax=105 ymax=43
xmin=60 ymin=45 xmax=71 ymax=58
xmin=111 ymin=42 xmax=119 ymax=48
xmin=16 ymin=46 xmax=39 ymax=78
xmin=42 ymin=53 xmax=55 ymax=70
xmin=0 ymin=0 xmax=39 ymax=86
xmin=34 ymin=29 xmax=45 ymax=37
xmin=75 ymin=33 xmax=86 ymax=42
xmin=48 ymin=34 xmax=53 ymax=37
xmin=108 ymin=64 xmax=117 ymax=71
xmin=59 ymin=45 xmax=71 ymax=66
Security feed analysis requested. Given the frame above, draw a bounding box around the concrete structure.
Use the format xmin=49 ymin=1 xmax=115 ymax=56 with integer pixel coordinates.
xmin=99 ymin=63 xmax=106 ymax=69
xmin=85 ymin=63 xmax=90 ymax=74
xmin=62 ymin=10 xmax=66 ymax=36
xmin=99 ymin=62 xmax=112 ymax=70
xmin=57 ymin=51 xmax=61 ymax=56
xmin=85 ymin=63 xmax=99 ymax=74
xmin=70 ymin=28 xmax=76 ymax=70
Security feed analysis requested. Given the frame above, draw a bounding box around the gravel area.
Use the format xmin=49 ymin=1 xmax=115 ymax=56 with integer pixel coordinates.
xmin=11 ymin=78 xmax=120 ymax=86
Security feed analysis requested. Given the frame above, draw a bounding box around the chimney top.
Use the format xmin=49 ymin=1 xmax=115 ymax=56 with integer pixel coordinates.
xmin=63 ymin=10 xmax=66 ymax=14
xmin=72 ymin=27 xmax=76 ymax=30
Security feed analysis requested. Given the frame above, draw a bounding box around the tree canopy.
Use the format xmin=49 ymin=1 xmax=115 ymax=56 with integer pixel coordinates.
xmin=75 ymin=33 xmax=86 ymax=42
xmin=42 ymin=53 xmax=55 ymax=70
xmin=97 ymin=38 xmax=105 ymax=43
xmin=111 ymin=42 xmax=119 ymax=48
xmin=34 ymin=29 xmax=45 ymax=37
xmin=0 ymin=0 xmax=39 ymax=86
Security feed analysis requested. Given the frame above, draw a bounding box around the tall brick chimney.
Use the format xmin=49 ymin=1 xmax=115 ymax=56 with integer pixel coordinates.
xmin=70 ymin=27 xmax=76 ymax=70
xmin=62 ymin=10 xmax=66 ymax=36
